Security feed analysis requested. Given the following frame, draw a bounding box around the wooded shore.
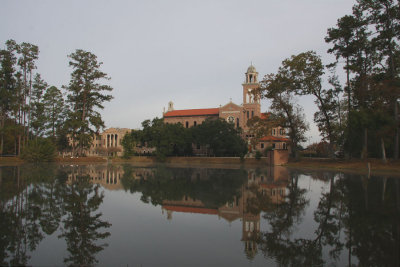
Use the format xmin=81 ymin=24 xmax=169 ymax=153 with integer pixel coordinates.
xmin=1 ymin=156 xmax=399 ymax=176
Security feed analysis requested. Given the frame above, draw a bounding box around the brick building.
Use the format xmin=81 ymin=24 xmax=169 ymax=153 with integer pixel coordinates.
xmin=163 ymin=64 xmax=289 ymax=154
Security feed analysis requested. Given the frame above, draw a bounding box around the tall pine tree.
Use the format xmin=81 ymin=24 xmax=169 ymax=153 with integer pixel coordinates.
xmin=63 ymin=50 xmax=113 ymax=156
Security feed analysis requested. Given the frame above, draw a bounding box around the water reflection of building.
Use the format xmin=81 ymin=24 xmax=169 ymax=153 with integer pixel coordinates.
xmin=66 ymin=165 xmax=126 ymax=190
xmin=161 ymin=167 xmax=289 ymax=258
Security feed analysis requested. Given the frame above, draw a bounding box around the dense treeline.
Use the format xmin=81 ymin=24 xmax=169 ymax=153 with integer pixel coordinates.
xmin=0 ymin=40 xmax=113 ymax=160
xmin=260 ymin=0 xmax=400 ymax=160
xmin=122 ymin=117 xmax=248 ymax=160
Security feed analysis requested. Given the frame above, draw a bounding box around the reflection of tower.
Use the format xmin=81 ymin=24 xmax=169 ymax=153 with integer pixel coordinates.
xmin=240 ymin=173 xmax=261 ymax=260
xmin=242 ymin=211 xmax=260 ymax=259
xmin=167 ymin=209 xmax=172 ymax=220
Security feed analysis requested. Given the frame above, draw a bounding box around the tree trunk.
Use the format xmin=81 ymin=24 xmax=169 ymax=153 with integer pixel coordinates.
xmin=26 ymin=70 xmax=32 ymax=141
xmin=361 ymin=128 xmax=368 ymax=160
xmin=381 ymin=138 xmax=387 ymax=164
xmin=395 ymin=100 xmax=399 ymax=159
xmin=0 ymin=115 xmax=4 ymax=155
xmin=346 ymin=56 xmax=351 ymax=117
xmin=18 ymin=135 xmax=21 ymax=155
xmin=0 ymin=133 xmax=3 ymax=155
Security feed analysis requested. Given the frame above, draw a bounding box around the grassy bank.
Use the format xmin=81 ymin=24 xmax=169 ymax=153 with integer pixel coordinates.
xmin=55 ymin=156 xmax=107 ymax=163
xmin=0 ymin=157 xmax=24 ymax=165
xmin=286 ymin=158 xmax=400 ymax=176
xmin=1 ymin=156 xmax=108 ymax=165
xmin=112 ymin=156 xmax=270 ymax=167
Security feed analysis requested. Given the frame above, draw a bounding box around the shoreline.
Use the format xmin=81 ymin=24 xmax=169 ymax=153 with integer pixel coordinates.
xmin=285 ymin=158 xmax=400 ymax=177
xmin=1 ymin=156 xmax=400 ymax=176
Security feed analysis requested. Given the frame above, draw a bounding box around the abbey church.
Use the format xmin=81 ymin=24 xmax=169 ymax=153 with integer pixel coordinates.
xmin=163 ymin=65 xmax=289 ymax=153
xmin=69 ymin=65 xmax=289 ymax=158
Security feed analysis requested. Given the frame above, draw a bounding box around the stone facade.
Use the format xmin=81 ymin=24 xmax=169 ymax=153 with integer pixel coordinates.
xmin=68 ymin=127 xmax=130 ymax=157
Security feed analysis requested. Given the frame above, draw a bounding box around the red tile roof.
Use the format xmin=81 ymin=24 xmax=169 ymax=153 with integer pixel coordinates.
xmin=260 ymin=112 xmax=271 ymax=120
xmin=163 ymin=205 xmax=218 ymax=215
xmin=164 ymin=108 xmax=219 ymax=117
xmin=259 ymin=136 xmax=290 ymax=142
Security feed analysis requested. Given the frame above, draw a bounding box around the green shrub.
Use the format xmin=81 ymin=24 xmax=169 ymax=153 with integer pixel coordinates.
xmin=21 ymin=138 xmax=56 ymax=162
xmin=263 ymin=146 xmax=273 ymax=157
xmin=255 ymin=150 xmax=262 ymax=160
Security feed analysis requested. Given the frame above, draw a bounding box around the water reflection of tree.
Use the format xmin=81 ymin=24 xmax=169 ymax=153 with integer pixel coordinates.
xmin=0 ymin=165 xmax=111 ymax=266
xmin=343 ymin=175 xmax=400 ymax=266
xmin=59 ymin=174 xmax=111 ymax=267
xmin=121 ymin=164 xmax=247 ymax=208
xmin=258 ymin=171 xmax=318 ymax=265
xmin=0 ymin=165 xmax=58 ymax=265
xmin=258 ymin=170 xmax=400 ymax=266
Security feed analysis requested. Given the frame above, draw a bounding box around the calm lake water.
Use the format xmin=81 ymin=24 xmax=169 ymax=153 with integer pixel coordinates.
xmin=0 ymin=163 xmax=399 ymax=266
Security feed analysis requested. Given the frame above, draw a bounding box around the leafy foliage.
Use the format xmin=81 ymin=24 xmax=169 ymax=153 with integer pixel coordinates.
xmin=192 ymin=118 xmax=248 ymax=157
xmin=122 ymin=117 xmax=247 ymax=160
xmin=21 ymin=138 xmax=56 ymax=162
xmin=259 ymin=75 xmax=309 ymax=159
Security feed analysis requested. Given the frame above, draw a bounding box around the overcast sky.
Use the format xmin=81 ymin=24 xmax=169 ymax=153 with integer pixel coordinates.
xmin=1 ymin=0 xmax=357 ymax=144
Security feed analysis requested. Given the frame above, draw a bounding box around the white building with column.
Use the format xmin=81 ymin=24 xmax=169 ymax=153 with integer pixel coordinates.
xmin=67 ymin=127 xmax=131 ymax=157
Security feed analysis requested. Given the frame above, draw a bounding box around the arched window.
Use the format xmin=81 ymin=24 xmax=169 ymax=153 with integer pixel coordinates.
xmin=186 ymin=121 xmax=189 ymax=128
xmin=194 ymin=121 xmax=197 ymax=126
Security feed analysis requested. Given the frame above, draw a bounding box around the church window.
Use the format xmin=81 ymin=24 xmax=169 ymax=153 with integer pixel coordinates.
xmin=186 ymin=121 xmax=189 ymax=128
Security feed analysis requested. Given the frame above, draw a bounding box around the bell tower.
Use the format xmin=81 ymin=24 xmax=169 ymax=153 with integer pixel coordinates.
xmin=242 ymin=64 xmax=261 ymax=129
